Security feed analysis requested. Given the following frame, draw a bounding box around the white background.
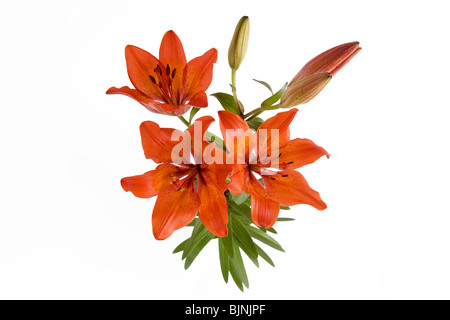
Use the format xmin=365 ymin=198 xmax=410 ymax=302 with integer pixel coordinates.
xmin=1 ymin=0 xmax=449 ymax=300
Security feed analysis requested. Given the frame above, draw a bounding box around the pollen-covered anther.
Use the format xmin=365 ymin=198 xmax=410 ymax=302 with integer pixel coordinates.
xmin=154 ymin=65 xmax=162 ymax=76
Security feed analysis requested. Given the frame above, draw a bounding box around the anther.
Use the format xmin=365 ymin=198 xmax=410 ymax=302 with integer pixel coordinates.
xmin=154 ymin=65 xmax=162 ymax=75
xmin=166 ymin=64 xmax=171 ymax=76
xmin=149 ymin=75 xmax=156 ymax=84
xmin=171 ymin=68 xmax=177 ymax=79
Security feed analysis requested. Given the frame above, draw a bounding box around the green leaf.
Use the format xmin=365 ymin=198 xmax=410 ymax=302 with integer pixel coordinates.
xmin=230 ymin=190 xmax=250 ymax=205
xmin=221 ymin=230 xmax=235 ymax=259
xmin=237 ymin=239 xmax=259 ymax=268
xmin=248 ymin=226 xmax=285 ymax=252
xmin=189 ymin=107 xmax=201 ymax=124
xmin=211 ymin=92 xmax=240 ymax=114
xmin=229 ymin=201 xmax=252 ymax=224
xmin=182 ymin=219 xmax=206 ymax=260
xmin=229 ymin=242 xmax=249 ymax=291
xmin=261 ymin=82 xmax=288 ymax=107
xmin=184 ymin=232 xmax=215 ymax=270
xmin=253 ymin=79 xmax=273 ymax=94
xmin=232 ymin=215 xmax=258 ymax=260
xmin=277 ymin=217 xmax=295 ymax=222
xmin=266 ymin=227 xmax=277 ymax=234
xmin=255 ymin=244 xmax=275 ymax=267
xmin=205 ymin=131 xmax=227 ymax=153
xmin=218 ymin=238 xmax=230 ymax=283
xmin=186 ymin=218 xmax=198 ymax=227
xmin=280 ymin=206 xmax=291 ymax=211
xmin=173 ymin=239 xmax=189 ymax=254
xmin=247 ymin=117 xmax=264 ymax=131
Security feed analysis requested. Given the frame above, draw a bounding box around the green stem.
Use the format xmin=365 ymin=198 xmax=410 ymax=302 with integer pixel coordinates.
xmin=178 ymin=115 xmax=190 ymax=127
xmin=231 ymin=68 xmax=244 ymax=116
xmin=244 ymin=104 xmax=280 ymax=121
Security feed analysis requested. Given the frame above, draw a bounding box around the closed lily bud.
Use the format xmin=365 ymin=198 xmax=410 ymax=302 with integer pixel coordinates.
xmin=290 ymin=41 xmax=361 ymax=84
xmin=228 ymin=16 xmax=250 ymax=70
xmin=280 ymin=72 xmax=332 ymax=108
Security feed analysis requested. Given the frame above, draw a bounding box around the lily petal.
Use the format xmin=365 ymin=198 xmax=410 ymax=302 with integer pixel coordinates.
xmin=198 ymin=172 xmax=229 ymax=237
xmin=125 ymin=45 xmax=164 ymax=101
xmin=187 ymin=91 xmax=208 ymax=108
xmin=227 ymin=164 xmax=248 ymax=195
xmin=218 ymin=110 xmax=255 ymax=162
xmin=257 ymin=109 xmax=298 ymax=162
xmin=159 ymin=30 xmax=187 ymax=98
xmin=279 ymin=138 xmax=329 ymax=170
xmin=182 ymin=48 xmax=218 ymax=103
xmin=121 ymin=170 xmax=158 ymax=199
xmin=245 ymin=174 xmax=280 ymax=228
xmin=291 ymin=41 xmax=361 ymax=83
xmin=121 ymin=163 xmax=187 ymax=199
xmin=106 ymin=86 xmax=174 ymax=114
xmin=186 ymin=116 xmax=215 ymax=161
xmin=152 ymin=180 xmax=200 ymax=240
xmin=262 ymin=170 xmax=327 ymax=210
xmin=140 ymin=121 xmax=188 ymax=163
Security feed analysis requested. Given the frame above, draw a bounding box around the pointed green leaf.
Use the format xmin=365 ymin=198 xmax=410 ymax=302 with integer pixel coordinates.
xmin=231 ymin=190 xmax=250 ymax=205
xmin=218 ymin=238 xmax=230 ymax=283
xmin=255 ymin=244 xmax=275 ymax=267
xmin=211 ymin=92 xmax=240 ymax=114
xmin=232 ymin=215 xmax=258 ymax=259
xmin=229 ymin=242 xmax=249 ymax=290
xmin=189 ymin=107 xmax=201 ymax=124
xmin=237 ymin=239 xmax=259 ymax=268
xmin=280 ymin=206 xmax=291 ymax=210
xmin=221 ymin=232 xmax=235 ymax=259
xmin=248 ymin=226 xmax=285 ymax=252
xmin=277 ymin=217 xmax=295 ymax=222
xmin=229 ymin=202 xmax=252 ymax=224
xmin=205 ymin=131 xmax=227 ymax=153
xmin=182 ymin=219 xmax=206 ymax=260
xmin=184 ymin=232 xmax=215 ymax=270
xmin=261 ymin=82 xmax=288 ymax=107
xmin=173 ymin=239 xmax=189 ymax=254
xmin=253 ymin=79 xmax=273 ymax=94
xmin=247 ymin=117 xmax=264 ymax=131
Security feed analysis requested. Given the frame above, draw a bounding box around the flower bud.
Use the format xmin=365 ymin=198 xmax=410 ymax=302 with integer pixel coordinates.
xmin=280 ymin=72 xmax=332 ymax=108
xmin=290 ymin=41 xmax=361 ymax=84
xmin=228 ymin=16 xmax=250 ymax=70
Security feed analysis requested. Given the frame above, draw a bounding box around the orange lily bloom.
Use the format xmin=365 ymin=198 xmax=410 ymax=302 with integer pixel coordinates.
xmin=218 ymin=109 xmax=329 ymax=228
xmin=281 ymin=41 xmax=361 ymax=108
xmin=107 ymin=30 xmax=218 ymax=116
xmin=121 ymin=116 xmax=231 ymax=240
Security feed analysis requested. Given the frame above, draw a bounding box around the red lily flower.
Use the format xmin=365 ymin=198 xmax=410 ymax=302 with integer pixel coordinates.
xmin=121 ymin=116 xmax=231 ymax=240
xmin=218 ymin=109 xmax=329 ymax=228
xmin=107 ymin=30 xmax=218 ymax=116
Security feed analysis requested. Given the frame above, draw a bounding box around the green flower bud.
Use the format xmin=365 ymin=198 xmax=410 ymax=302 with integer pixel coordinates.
xmin=228 ymin=16 xmax=250 ymax=70
xmin=280 ymin=72 xmax=332 ymax=108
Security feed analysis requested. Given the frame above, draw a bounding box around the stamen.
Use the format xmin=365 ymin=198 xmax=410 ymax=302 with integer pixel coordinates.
xmin=154 ymin=65 xmax=162 ymax=75
xmin=287 ymin=161 xmax=294 ymax=164
xmin=282 ymin=174 xmax=288 ymax=177
xmin=149 ymin=75 xmax=156 ymax=84
xmin=166 ymin=64 xmax=171 ymax=76
xmin=171 ymin=68 xmax=177 ymax=79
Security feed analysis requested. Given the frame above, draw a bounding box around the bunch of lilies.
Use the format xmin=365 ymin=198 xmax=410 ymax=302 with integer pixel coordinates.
xmin=107 ymin=16 xmax=360 ymax=290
